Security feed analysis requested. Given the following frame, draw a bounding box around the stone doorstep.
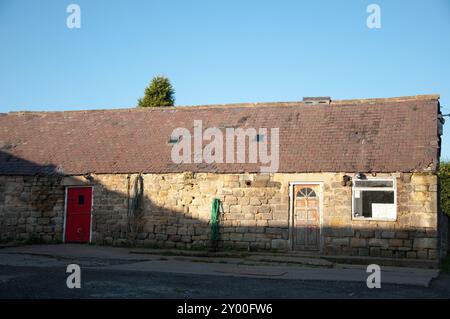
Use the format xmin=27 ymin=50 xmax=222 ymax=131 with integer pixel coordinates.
xmin=245 ymin=255 xmax=334 ymax=268
xmin=3 ymin=243 xmax=439 ymax=270
xmin=130 ymin=249 xmax=335 ymax=269
xmin=128 ymin=248 xmax=439 ymax=269
xmin=129 ymin=248 xmax=250 ymax=259
xmin=0 ymin=243 xmax=20 ymax=249
xmin=156 ymin=254 xmax=334 ymax=268
xmin=317 ymin=255 xmax=439 ymax=269
xmin=260 ymin=254 xmax=439 ymax=269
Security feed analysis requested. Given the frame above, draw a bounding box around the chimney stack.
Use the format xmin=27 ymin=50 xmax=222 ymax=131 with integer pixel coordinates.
xmin=302 ymin=97 xmax=331 ymax=105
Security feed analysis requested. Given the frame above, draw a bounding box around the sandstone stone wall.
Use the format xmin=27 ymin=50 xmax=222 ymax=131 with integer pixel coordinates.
xmin=320 ymin=173 xmax=440 ymax=259
xmin=0 ymin=175 xmax=64 ymax=242
xmin=0 ymin=172 xmax=445 ymax=260
xmin=90 ymin=173 xmax=289 ymax=251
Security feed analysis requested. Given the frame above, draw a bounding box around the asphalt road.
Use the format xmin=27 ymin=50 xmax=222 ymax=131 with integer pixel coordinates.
xmin=1 ymin=264 xmax=450 ymax=299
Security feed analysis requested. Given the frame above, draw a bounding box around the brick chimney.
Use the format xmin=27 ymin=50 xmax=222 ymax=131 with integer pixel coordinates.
xmin=302 ymin=97 xmax=331 ymax=105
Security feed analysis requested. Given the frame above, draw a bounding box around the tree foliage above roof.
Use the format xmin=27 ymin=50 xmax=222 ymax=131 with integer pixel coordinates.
xmin=138 ymin=75 xmax=175 ymax=108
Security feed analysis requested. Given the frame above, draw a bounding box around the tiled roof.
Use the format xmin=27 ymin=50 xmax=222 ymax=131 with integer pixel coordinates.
xmin=0 ymin=95 xmax=441 ymax=175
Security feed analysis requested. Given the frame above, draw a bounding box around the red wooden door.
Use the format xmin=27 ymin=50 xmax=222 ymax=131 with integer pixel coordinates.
xmin=65 ymin=187 xmax=92 ymax=243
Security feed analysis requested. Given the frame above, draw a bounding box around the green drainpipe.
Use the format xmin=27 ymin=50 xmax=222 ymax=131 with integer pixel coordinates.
xmin=211 ymin=198 xmax=221 ymax=241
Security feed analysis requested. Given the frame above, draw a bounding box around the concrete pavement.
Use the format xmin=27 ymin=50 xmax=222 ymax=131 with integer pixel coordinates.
xmin=0 ymin=244 xmax=441 ymax=287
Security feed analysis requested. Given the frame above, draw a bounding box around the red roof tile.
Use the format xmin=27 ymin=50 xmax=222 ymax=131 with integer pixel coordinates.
xmin=0 ymin=95 xmax=441 ymax=175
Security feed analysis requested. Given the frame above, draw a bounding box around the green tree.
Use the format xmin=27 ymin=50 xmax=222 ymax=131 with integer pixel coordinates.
xmin=137 ymin=75 xmax=175 ymax=107
xmin=438 ymin=161 xmax=450 ymax=216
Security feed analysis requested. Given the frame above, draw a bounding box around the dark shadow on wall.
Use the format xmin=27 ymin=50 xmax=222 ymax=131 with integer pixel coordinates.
xmin=0 ymin=149 xmax=63 ymax=176
xmin=0 ymin=151 xmax=447 ymax=264
xmin=436 ymin=172 xmax=450 ymax=258
xmin=0 ymin=150 xmax=65 ymax=243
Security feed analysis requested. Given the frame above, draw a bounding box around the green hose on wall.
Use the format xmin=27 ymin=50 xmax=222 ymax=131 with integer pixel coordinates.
xmin=211 ymin=198 xmax=221 ymax=242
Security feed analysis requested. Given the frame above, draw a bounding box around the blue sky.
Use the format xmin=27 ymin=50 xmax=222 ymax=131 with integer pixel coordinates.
xmin=0 ymin=0 xmax=449 ymax=157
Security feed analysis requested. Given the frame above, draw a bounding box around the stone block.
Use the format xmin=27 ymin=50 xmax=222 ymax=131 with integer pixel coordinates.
xmin=406 ymin=251 xmax=417 ymax=259
xmin=166 ymin=226 xmax=177 ymax=235
xmin=250 ymin=242 xmax=266 ymax=250
xmin=272 ymin=212 xmax=287 ymax=221
xmin=224 ymin=196 xmax=238 ymax=205
xmin=395 ymin=231 xmax=409 ymax=239
xmin=414 ymin=174 xmax=436 ymax=185
xmin=266 ymin=227 xmax=284 ymax=234
xmin=414 ymin=185 xmax=428 ymax=192
xmin=256 ymin=213 xmax=272 ymax=220
xmin=256 ymin=220 xmax=268 ymax=227
xmin=243 ymin=233 xmax=257 ymax=241
xmin=242 ymin=206 xmax=257 ymax=214
xmin=233 ymin=189 xmax=244 ymax=197
xmin=250 ymin=198 xmax=262 ymax=206
xmin=229 ymin=233 xmax=243 ymax=241
xmin=428 ymin=249 xmax=438 ymax=260
xmin=268 ymin=220 xmax=287 ymax=227
xmin=416 ymin=250 xmax=428 ymax=259
xmin=240 ymin=220 xmax=256 ymax=227
xmin=388 ymin=239 xmax=403 ymax=247
xmin=381 ymin=231 xmax=395 ymax=239
xmin=331 ymin=238 xmax=349 ymax=247
xmin=413 ymin=238 xmax=437 ymax=249
xmin=274 ymin=204 xmax=289 ymax=212
xmin=350 ymin=238 xmax=367 ymax=248
xmin=368 ymin=238 xmax=389 ymax=248
xmin=370 ymin=247 xmax=381 ymax=257
xmin=381 ymin=250 xmax=393 ymax=258
xmin=229 ymin=205 xmax=242 ymax=213
xmin=238 ymin=197 xmax=250 ymax=205
xmin=257 ymin=206 xmax=271 ymax=214
xmin=412 ymin=191 xmax=428 ymax=202
xmin=358 ymin=248 xmax=370 ymax=256
xmin=181 ymin=235 xmax=191 ymax=243
xmin=327 ymin=228 xmax=354 ymax=237
xmin=358 ymin=230 xmax=374 ymax=238
xmin=271 ymin=239 xmax=287 ymax=250
xmin=410 ymin=214 xmax=436 ymax=228
xmin=155 ymin=234 xmax=168 ymax=240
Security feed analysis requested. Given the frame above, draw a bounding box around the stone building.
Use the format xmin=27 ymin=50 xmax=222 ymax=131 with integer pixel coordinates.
xmin=0 ymin=94 xmax=448 ymax=263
